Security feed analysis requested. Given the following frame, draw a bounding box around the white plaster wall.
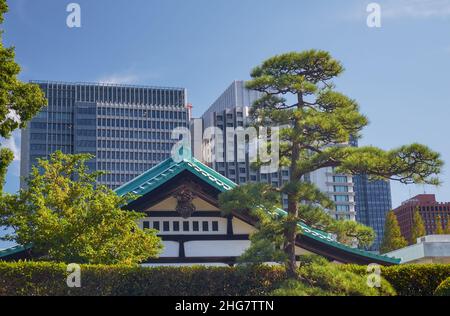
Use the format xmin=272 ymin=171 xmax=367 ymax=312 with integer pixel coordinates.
xmin=160 ymin=241 xmax=179 ymax=257
xmin=233 ymin=218 xmax=257 ymax=234
xmin=185 ymin=240 xmax=251 ymax=257
xmin=295 ymin=246 xmax=313 ymax=256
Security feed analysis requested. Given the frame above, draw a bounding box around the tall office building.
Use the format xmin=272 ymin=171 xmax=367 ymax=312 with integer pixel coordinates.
xmin=199 ymin=81 xmax=355 ymax=218
xmin=309 ymin=168 xmax=356 ymax=221
xmin=21 ymin=81 xmax=189 ymax=189
xmin=394 ymin=194 xmax=450 ymax=243
xmin=351 ymin=139 xmax=392 ymax=251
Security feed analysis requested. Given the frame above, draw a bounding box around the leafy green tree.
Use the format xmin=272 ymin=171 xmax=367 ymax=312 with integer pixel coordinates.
xmin=435 ymin=216 xmax=444 ymax=235
xmin=380 ymin=211 xmax=408 ymax=254
xmin=0 ymin=151 xmax=163 ymax=264
xmin=221 ymin=50 xmax=442 ymax=276
xmin=0 ymin=0 xmax=47 ymax=190
xmin=411 ymin=207 xmax=426 ymax=243
xmin=0 ymin=148 xmax=13 ymax=192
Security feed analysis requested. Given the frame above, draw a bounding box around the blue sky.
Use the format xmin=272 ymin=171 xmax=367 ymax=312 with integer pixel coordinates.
xmin=1 ymin=0 xmax=450 ymax=247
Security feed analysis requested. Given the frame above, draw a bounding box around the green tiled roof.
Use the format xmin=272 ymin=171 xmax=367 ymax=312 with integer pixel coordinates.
xmin=115 ymin=156 xmax=400 ymax=265
xmin=0 ymin=244 xmax=32 ymax=259
xmin=115 ymin=157 xmax=236 ymax=197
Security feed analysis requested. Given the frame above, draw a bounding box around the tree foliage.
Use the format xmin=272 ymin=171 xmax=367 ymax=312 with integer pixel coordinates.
xmin=0 ymin=0 xmax=47 ymax=192
xmin=435 ymin=216 xmax=444 ymax=235
xmin=0 ymin=147 xmax=13 ymax=192
xmin=220 ymin=50 xmax=442 ymax=276
xmin=380 ymin=211 xmax=408 ymax=254
xmin=220 ymin=182 xmax=375 ymax=267
xmin=220 ymin=183 xmax=288 ymax=265
xmin=0 ymin=151 xmax=163 ymax=264
xmin=444 ymin=216 xmax=450 ymax=235
xmin=411 ymin=207 xmax=426 ymax=244
xmin=271 ymin=255 xmax=396 ymax=296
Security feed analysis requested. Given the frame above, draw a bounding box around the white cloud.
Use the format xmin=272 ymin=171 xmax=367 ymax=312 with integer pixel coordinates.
xmin=381 ymin=0 xmax=450 ymax=19
xmin=0 ymin=131 xmax=21 ymax=178
xmin=98 ymin=73 xmax=141 ymax=85
xmin=346 ymin=0 xmax=450 ymax=21
xmin=0 ymin=131 xmax=21 ymax=162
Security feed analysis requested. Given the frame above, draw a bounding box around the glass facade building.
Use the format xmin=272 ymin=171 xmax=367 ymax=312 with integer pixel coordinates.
xmin=351 ymin=139 xmax=392 ymax=251
xmin=20 ymin=81 xmax=189 ymax=189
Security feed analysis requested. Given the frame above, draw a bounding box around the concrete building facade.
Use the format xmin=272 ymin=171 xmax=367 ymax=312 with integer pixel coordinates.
xmin=394 ymin=194 xmax=450 ymax=242
xmin=21 ymin=81 xmax=189 ymax=189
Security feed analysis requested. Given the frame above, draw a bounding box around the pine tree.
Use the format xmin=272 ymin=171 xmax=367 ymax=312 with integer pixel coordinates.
xmin=435 ymin=216 xmax=444 ymax=235
xmin=220 ymin=50 xmax=442 ymax=277
xmin=410 ymin=207 xmax=426 ymax=244
xmin=380 ymin=211 xmax=408 ymax=254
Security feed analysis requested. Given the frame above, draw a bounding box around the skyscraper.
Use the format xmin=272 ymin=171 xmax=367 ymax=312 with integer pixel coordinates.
xmin=20 ymin=81 xmax=189 ymax=189
xmin=351 ymin=139 xmax=392 ymax=251
xmin=199 ymin=81 xmax=355 ymax=218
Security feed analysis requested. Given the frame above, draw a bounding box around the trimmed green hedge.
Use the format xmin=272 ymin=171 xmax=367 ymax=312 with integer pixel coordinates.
xmin=1 ymin=262 xmax=450 ymax=296
xmin=434 ymin=277 xmax=450 ymax=296
xmin=0 ymin=261 xmax=286 ymax=296
xmin=341 ymin=264 xmax=450 ymax=296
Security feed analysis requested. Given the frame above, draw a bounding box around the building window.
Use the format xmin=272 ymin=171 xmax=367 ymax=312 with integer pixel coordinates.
xmin=163 ymin=221 xmax=170 ymax=232
xmin=143 ymin=221 xmax=150 ymax=229
xmin=336 ymin=205 xmax=350 ymax=212
xmin=153 ymin=221 xmax=160 ymax=230
xmin=173 ymin=221 xmax=180 ymax=232
xmin=333 ymin=176 xmax=348 ymax=183
xmin=334 ymin=185 xmax=349 ymax=193
xmin=202 ymin=221 xmax=209 ymax=231
xmin=212 ymin=221 xmax=219 ymax=232
xmin=183 ymin=221 xmax=189 ymax=232
xmin=193 ymin=221 xmax=199 ymax=232
xmin=334 ymin=195 xmax=349 ymax=202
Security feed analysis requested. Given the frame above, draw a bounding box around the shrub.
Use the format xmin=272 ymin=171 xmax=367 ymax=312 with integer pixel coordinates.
xmin=434 ymin=277 xmax=450 ymax=296
xmin=279 ymin=255 xmax=396 ymax=296
xmin=341 ymin=264 xmax=450 ymax=296
xmin=1 ymin=260 xmax=449 ymax=296
xmin=271 ymin=279 xmax=330 ymax=296
xmin=0 ymin=261 xmax=286 ymax=296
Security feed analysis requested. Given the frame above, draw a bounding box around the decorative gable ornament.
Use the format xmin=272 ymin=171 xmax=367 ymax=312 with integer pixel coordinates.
xmin=174 ymin=189 xmax=196 ymax=219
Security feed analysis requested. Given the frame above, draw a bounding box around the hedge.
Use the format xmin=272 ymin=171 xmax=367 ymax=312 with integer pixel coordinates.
xmin=1 ymin=262 xmax=450 ymax=296
xmin=0 ymin=261 xmax=286 ymax=296
xmin=434 ymin=277 xmax=450 ymax=296
xmin=341 ymin=264 xmax=450 ymax=296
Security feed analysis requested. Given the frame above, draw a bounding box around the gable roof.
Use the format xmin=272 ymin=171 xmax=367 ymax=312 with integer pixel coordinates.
xmin=115 ymin=157 xmax=235 ymax=198
xmin=115 ymin=156 xmax=400 ymax=265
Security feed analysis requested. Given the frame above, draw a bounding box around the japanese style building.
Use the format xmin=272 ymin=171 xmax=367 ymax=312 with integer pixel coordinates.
xmin=1 ymin=155 xmax=400 ymax=266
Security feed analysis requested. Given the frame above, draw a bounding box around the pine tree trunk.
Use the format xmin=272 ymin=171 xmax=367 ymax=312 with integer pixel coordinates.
xmin=285 ymin=196 xmax=299 ymax=278
xmin=284 ymin=93 xmax=304 ymax=278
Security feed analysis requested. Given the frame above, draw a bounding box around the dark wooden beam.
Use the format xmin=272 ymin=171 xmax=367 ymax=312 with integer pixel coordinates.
xmin=159 ymin=234 xmax=250 ymax=242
